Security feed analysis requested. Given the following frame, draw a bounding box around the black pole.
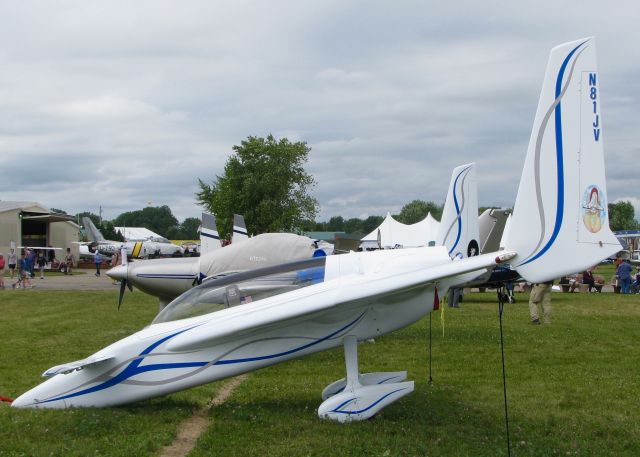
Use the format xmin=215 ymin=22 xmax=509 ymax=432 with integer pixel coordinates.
xmin=428 ymin=311 xmax=433 ymax=384
xmin=497 ymin=287 xmax=512 ymax=457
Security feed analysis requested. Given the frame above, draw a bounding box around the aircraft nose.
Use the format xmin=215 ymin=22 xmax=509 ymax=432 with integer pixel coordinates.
xmin=107 ymin=264 xmax=128 ymax=281
xmin=11 ymin=391 xmax=37 ymax=408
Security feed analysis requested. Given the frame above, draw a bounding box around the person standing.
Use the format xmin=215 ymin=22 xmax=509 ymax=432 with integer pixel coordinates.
xmin=617 ymin=260 xmax=633 ymax=294
xmin=0 ymin=253 xmax=5 ymax=289
xmin=632 ymin=266 xmax=640 ymax=294
xmin=94 ymin=251 xmax=103 ymax=276
xmin=64 ymin=248 xmax=74 ymax=275
xmin=18 ymin=253 xmax=32 ymax=289
xmin=27 ymin=249 xmax=36 ymax=278
xmin=8 ymin=248 xmax=17 ymax=279
xmin=529 ymin=281 xmax=553 ymax=324
xmin=448 ymin=287 xmax=462 ymax=308
xmin=37 ymin=251 xmax=47 ymax=279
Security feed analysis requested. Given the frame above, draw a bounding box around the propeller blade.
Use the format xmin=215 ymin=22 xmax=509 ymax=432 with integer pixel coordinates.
xmin=118 ymin=280 xmax=127 ymax=310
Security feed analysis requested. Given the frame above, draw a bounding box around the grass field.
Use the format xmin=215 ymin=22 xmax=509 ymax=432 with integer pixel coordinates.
xmin=1 ymin=290 xmax=638 ymax=456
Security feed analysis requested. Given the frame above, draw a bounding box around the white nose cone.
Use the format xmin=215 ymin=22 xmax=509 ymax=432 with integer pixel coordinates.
xmin=10 ymin=391 xmax=34 ymax=408
xmin=11 ymin=385 xmax=60 ymax=409
xmin=106 ymin=264 xmax=128 ymax=281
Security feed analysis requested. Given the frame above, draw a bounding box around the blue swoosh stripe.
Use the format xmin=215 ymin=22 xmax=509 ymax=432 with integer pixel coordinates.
xmin=331 ymin=375 xmax=403 ymax=396
xmin=213 ymin=312 xmax=366 ymax=364
xmin=330 ymin=387 xmax=409 ymax=415
xmin=40 ymin=313 xmax=365 ymax=404
xmin=137 ymin=274 xmax=197 ymax=280
xmin=41 ymin=325 xmax=203 ymax=403
xmin=448 ymin=166 xmax=470 ymax=255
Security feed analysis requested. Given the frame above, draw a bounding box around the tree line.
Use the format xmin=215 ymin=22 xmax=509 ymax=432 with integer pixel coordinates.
xmin=52 ymin=197 xmax=639 ymax=244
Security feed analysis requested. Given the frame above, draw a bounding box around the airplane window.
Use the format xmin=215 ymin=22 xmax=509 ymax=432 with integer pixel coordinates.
xmin=152 ymin=257 xmax=327 ymax=324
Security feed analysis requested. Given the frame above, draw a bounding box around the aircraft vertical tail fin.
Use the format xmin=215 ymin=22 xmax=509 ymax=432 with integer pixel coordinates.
xmin=436 ymin=163 xmax=480 ymax=258
xmin=232 ymin=214 xmax=249 ymax=244
xmin=200 ymin=212 xmax=221 ymax=256
xmin=478 ymin=208 xmax=510 ymax=254
xmin=82 ymin=217 xmax=105 ymax=242
xmin=499 ymin=214 xmax=512 ymax=251
xmin=505 ymin=37 xmax=621 ymax=282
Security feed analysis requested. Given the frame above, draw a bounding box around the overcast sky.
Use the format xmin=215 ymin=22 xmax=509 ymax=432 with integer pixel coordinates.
xmin=1 ymin=1 xmax=638 ymax=223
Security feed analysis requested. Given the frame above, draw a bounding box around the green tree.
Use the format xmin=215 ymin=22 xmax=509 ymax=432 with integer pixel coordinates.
xmin=344 ymin=217 xmax=364 ymax=234
xmin=298 ymin=219 xmax=318 ymax=233
xmin=362 ymin=215 xmax=384 ymax=234
xmin=180 ymin=217 xmax=201 ymax=240
xmin=197 ymin=135 xmax=318 ymax=238
xmin=608 ymin=201 xmax=638 ymax=231
xmin=326 ymin=216 xmax=345 ymax=232
xmin=102 ymin=221 xmax=125 ymax=241
xmin=397 ymin=200 xmax=443 ymax=224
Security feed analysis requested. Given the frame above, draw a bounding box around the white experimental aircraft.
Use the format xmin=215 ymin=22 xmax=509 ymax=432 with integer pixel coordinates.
xmin=83 ymin=217 xmax=183 ymax=259
xmin=108 ymin=213 xmax=327 ymax=309
xmin=13 ymin=39 xmax=621 ymax=422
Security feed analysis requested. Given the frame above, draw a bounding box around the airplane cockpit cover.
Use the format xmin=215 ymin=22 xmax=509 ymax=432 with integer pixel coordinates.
xmin=153 ymin=257 xmax=327 ymax=324
xmin=200 ymin=233 xmax=321 ymax=278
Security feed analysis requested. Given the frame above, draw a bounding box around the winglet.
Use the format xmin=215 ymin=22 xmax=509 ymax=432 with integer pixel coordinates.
xmin=436 ymin=163 xmax=480 ymax=259
xmin=42 ymin=354 xmax=114 ymax=378
xmin=506 ymin=38 xmax=621 ymax=282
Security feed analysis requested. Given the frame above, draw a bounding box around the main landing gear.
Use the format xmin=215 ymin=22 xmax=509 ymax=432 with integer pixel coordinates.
xmin=317 ymin=335 xmax=414 ymax=422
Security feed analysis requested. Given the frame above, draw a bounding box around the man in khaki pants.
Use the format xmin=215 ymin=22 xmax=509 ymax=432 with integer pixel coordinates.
xmin=529 ymin=281 xmax=553 ymax=324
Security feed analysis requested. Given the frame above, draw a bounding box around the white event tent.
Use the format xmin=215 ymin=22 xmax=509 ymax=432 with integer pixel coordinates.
xmin=360 ymin=212 xmax=440 ymax=250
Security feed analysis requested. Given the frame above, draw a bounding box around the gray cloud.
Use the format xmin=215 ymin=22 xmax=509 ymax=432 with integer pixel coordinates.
xmin=0 ymin=1 xmax=637 ymax=223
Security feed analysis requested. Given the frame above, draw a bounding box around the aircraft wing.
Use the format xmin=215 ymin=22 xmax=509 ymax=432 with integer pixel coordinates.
xmin=166 ymin=250 xmax=516 ymax=352
xmin=42 ymin=354 xmax=114 ymax=378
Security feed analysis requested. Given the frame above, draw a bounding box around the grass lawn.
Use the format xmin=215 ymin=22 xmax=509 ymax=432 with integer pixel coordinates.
xmin=1 ymin=289 xmax=638 ymax=456
xmin=0 ymin=291 xmax=222 ymax=457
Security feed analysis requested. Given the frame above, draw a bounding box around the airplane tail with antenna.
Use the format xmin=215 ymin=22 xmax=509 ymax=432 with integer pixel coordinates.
xmin=200 ymin=212 xmax=221 ymax=256
xmin=82 ymin=217 xmax=106 ymax=243
xmin=505 ymin=37 xmax=621 ymax=282
xmin=436 ymin=163 xmax=480 ymax=258
xmin=232 ymin=214 xmax=249 ymax=244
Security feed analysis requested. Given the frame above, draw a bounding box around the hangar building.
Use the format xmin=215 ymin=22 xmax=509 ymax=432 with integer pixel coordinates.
xmin=0 ymin=201 xmax=79 ymax=254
